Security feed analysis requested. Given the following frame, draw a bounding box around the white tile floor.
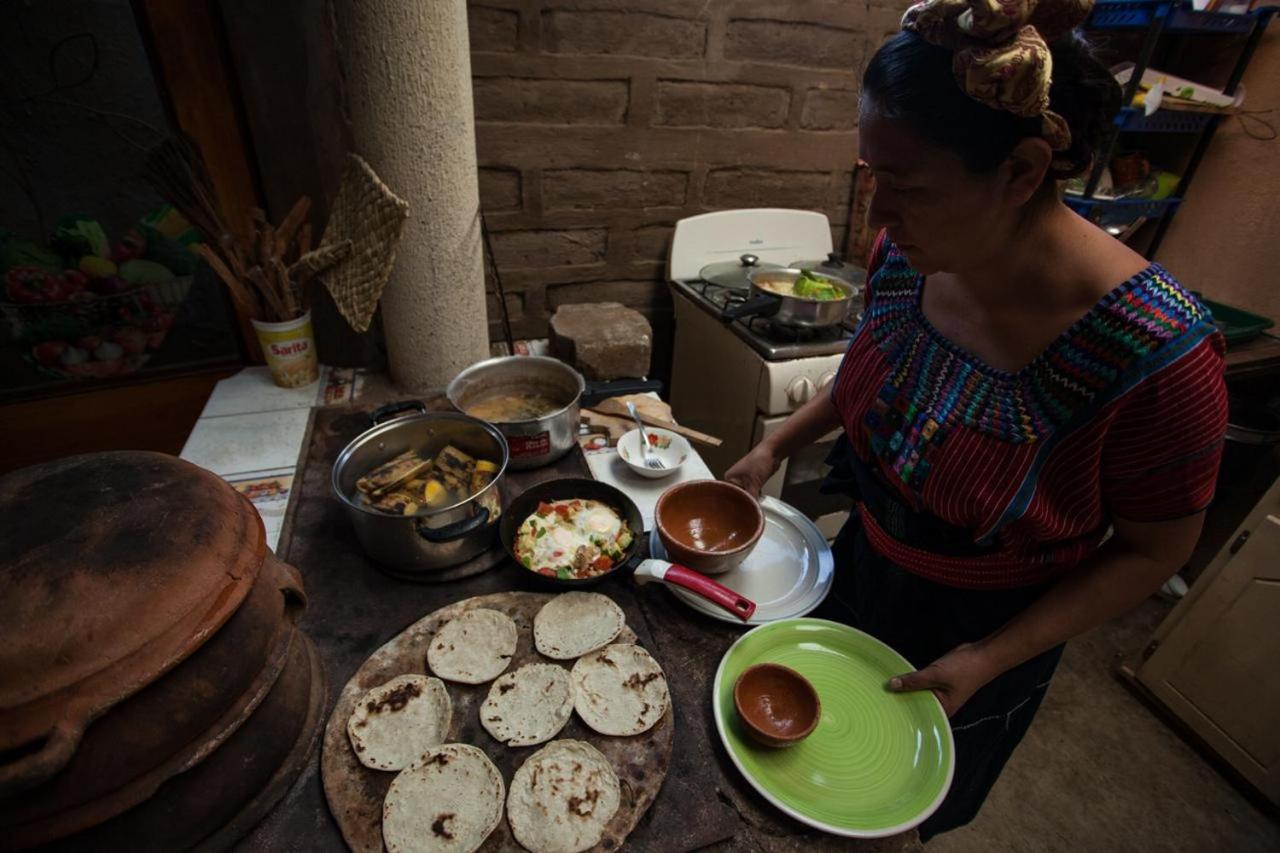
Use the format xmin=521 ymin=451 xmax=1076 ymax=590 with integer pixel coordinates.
xmin=181 ymin=365 xmax=364 ymax=551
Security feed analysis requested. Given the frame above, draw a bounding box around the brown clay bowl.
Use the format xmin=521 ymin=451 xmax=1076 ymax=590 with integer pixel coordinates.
xmin=654 ymin=480 xmax=764 ymax=575
xmin=732 ymin=663 xmax=821 ymax=749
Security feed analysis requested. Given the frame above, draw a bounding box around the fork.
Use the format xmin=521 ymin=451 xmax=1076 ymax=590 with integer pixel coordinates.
xmin=626 ymin=401 xmax=666 ymax=470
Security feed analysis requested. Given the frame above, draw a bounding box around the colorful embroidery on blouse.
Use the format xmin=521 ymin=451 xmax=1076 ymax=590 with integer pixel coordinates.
xmin=862 ymin=246 xmax=1211 ymax=492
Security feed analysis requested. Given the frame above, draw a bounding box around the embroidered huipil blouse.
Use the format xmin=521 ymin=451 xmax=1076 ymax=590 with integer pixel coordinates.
xmin=832 ymin=238 xmax=1228 ymax=589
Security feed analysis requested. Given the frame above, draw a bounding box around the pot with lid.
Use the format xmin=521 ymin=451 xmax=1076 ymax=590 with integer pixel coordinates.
xmin=0 ymin=450 xmax=323 ymax=851
xmin=698 ymin=253 xmax=783 ymax=290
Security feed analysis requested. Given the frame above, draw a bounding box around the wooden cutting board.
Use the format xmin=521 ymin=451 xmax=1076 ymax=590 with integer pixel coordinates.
xmin=321 ymin=591 xmax=673 ymax=852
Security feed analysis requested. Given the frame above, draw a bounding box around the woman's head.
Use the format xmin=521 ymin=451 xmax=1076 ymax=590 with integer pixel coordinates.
xmin=859 ymin=29 xmax=1120 ymax=273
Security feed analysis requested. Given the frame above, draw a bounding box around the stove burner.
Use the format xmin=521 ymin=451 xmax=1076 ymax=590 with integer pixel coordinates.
xmin=675 ymin=277 xmax=856 ymax=360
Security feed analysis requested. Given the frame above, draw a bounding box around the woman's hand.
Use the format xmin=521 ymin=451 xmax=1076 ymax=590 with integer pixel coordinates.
xmin=887 ymin=642 xmax=1000 ymax=717
xmin=724 ymin=443 xmax=781 ymax=496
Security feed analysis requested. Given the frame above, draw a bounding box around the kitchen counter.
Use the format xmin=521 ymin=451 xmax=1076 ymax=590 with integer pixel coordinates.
xmin=234 ymin=399 xmax=921 ymax=853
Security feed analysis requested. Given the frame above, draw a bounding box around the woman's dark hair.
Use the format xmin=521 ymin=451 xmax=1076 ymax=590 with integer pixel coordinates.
xmin=861 ymin=29 xmax=1121 ymax=180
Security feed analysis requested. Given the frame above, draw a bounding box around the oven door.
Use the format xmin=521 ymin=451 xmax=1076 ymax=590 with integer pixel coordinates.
xmin=755 ymin=415 xmax=852 ymax=540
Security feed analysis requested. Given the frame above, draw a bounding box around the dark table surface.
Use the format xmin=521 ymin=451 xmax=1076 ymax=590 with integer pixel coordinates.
xmin=235 ymin=399 xmax=920 ymax=853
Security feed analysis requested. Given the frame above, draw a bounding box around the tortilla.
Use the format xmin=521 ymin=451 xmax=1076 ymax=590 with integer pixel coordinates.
xmin=480 ymin=663 xmax=573 ymax=747
xmin=571 ymin=644 xmax=669 ymax=736
xmin=347 ymin=674 xmax=452 ymax=771
xmin=533 ymin=592 xmax=625 ymax=660
xmin=382 ymin=744 xmax=504 ymax=853
xmin=507 ymin=739 xmax=621 ymax=853
xmin=427 ymin=608 xmax=518 ymax=684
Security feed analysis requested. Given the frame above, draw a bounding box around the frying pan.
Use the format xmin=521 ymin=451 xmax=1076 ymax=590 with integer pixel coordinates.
xmin=499 ymin=478 xmax=756 ymax=621
xmin=722 ymin=267 xmax=859 ymax=328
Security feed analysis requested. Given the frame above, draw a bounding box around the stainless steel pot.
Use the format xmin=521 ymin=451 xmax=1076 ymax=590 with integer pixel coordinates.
xmin=724 ymin=267 xmax=861 ymax=328
xmin=446 ymin=355 xmax=584 ymax=470
xmin=331 ymin=405 xmax=509 ymax=575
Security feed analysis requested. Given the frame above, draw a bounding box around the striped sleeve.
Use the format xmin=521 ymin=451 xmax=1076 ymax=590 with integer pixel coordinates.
xmin=1101 ymin=333 xmax=1228 ymax=522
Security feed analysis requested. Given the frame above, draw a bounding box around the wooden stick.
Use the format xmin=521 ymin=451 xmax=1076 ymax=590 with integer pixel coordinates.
xmin=586 ymin=399 xmax=723 ymax=447
xmin=275 ymin=196 xmax=311 ymax=256
xmin=194 ymin=244 xmax=260 ymax=318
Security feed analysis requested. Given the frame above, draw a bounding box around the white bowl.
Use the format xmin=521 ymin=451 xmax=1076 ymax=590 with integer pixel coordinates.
xmin=617 ymin=427 xmax=690 ymax=479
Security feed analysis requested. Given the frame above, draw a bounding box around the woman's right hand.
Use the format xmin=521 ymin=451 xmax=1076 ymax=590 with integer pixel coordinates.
xmin=724 ymin=444 xmax=781 ymax=497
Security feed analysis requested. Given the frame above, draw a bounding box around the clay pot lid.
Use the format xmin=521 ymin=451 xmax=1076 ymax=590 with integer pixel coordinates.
xmin=0 ymin=452 xmax=264 ymax=752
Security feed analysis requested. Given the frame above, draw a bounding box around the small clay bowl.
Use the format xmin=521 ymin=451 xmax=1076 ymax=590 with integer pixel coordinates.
xmin=654 ymin=480 xmax=764 ymax=575
xmin=733 ymin=663 xmax=821 ymax=749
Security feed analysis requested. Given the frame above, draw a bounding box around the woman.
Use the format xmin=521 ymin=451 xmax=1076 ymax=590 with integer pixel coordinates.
xmin=725 ymin=0 xmax=1228 ymax=840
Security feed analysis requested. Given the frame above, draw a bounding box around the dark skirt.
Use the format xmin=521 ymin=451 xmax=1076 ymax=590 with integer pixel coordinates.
xmin=811 ymin=516 xmax=1064 ymax=842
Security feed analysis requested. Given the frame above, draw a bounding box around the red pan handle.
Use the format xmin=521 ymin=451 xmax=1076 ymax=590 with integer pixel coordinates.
xmin=635 ymin=559 xmax=756 ymax=621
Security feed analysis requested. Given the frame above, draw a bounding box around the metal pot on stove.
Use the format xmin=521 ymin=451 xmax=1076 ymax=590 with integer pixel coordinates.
xmin=332 ymin=405 xmax=509 ymax=575
xmin=446 ymin=355 xmax=585 ymax=470
xmin=723 ymin=267 xmax=862 ymax=328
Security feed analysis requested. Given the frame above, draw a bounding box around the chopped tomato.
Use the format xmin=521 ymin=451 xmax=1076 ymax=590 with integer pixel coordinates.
xmin=552 ymin=550 xmax=563 ymax=558
xmin=536 ymin=501 xmax=553 ymax=516
xmin=537 ymin=567 xmax=555 ymax=577
xmin=553 ymin=505 xmax=572 ymax=521
xmin=591 ymin=556 xmax=613 ymax=573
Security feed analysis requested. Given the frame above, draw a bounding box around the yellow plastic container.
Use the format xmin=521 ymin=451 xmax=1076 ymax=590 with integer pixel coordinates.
xmin=251 ymin=311 xmax=319 ymax=388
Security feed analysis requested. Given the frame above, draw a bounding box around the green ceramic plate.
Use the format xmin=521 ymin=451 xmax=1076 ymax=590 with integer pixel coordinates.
xmin=712 ymin=619 xmax=953 ymax=837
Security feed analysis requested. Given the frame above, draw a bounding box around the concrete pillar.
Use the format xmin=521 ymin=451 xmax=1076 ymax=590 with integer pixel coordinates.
xmin=332 ymin=0 xmax=489 ymax=391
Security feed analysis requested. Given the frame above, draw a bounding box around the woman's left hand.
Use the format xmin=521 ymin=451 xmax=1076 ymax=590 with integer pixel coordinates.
xmin=887 ymin=642 xmax=1000 ymax=717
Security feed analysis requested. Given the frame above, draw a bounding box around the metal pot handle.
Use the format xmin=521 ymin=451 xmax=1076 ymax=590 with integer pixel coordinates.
xmin=722 ymin=295 xmax=780 ymax=323
xmin=370 ymin=400 xmax=427 ymax=425
xmin=417 ymin=507 xmax=491 ymax=543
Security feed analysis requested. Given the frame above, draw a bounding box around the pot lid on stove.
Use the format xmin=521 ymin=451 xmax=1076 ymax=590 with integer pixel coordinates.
xmin=789 ymin=252 xmax=866 ymax=285
xmin=699 ymin=253 xmax=782 ymax=290
xmin=0 ymin=451 xmax=264 ymax=765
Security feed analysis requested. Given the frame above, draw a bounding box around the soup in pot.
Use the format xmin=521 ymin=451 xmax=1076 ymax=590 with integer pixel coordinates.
xmin=465 ymin=392 xmax=562 ymax=422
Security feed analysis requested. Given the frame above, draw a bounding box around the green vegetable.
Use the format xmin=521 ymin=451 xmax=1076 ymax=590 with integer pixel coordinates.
xmin=536 ymin=526 xmax=547 ymax=538
xmin=793 ymin=269 xmax=842 ymax=301
xmin=0 ymin=232 xmax=64 ymax=274
xmin=119 ymin=259 xmax=172 ymax=285
xmin=522 ymin=555 xmax=532 ymax=568
xmin=556 ymin=567 xmax=572 ymax=579
xmin=52 ymin=215 xmax=109 ymax=260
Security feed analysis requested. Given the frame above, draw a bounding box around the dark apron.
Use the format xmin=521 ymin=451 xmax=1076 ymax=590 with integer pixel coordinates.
xmin=815 ymin=435 xmax=1064 ymax=842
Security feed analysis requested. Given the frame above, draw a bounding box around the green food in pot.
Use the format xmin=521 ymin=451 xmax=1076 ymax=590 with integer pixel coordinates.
xmin=792 ymin=270 xmax=843 ymax=301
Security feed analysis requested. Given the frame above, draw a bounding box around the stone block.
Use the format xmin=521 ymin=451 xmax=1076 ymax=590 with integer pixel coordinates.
xmin=489 ymin=229 xmax=607 ymax=268
xmin=468 ymin=6 xmax=519 ymax=52
xmin=801 ymin=88 xmax=859 ymax=130
xmin=725 ymin=19 xmax=862 ymax=70
xmin=473 ymin=78 xmax=629 ymax=125
xmin=543 ymin=10 xmax=706 ymax=59
xmin=550 ymin=302 xmax=653 ymax=380
xmin=479 ymin=168 xmax=521 ymax=211
xmin=543 ymin=169 xmax=688 ymax=211
xmin=702 ymin=168 xmax=834 ymax=209
xmin=654 ymin=81 xmax=789 ymax=129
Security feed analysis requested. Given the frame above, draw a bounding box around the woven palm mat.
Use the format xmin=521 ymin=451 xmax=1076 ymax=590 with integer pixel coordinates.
xmin=322 ymin=591 xmax=671 ymax=852
xmin=321 ymin=154 xmax=409 ymax=332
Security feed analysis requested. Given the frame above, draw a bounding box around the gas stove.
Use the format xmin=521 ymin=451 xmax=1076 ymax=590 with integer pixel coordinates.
xmin=669 ymin=277 xmax=857 ymax=360
xmin=666 ymin=208 xmax=861 ymax=539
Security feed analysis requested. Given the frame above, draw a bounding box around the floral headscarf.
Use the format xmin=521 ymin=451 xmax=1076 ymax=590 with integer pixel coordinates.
xmin=901 ymin=0 xmax=1095 ymax=151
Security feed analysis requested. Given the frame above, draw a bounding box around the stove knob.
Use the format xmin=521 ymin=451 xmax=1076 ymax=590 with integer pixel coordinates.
xmin=818 ymin=371 xmax=837 ymax=392
xmin=786 ymin=376 xmax=815 ymax=405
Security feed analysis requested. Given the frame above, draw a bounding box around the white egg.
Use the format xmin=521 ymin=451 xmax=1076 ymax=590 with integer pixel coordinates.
xmin=581 ymin=507 xmax=621 ymax=538
xmin=552 ymin=525 xmax=579 ymax=549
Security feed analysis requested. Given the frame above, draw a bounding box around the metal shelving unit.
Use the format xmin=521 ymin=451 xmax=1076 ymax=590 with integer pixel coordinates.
xmin=1071 ymin=1 xmax=1277 ymax=255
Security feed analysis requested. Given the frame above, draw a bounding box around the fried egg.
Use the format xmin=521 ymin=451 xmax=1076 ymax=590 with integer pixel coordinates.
xmin=514 ymin=499 xmax=632 ymax=580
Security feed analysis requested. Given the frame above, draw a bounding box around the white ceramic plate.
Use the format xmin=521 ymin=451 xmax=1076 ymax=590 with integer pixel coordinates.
xmin=649 ymin=496 xmax=833 ymax=625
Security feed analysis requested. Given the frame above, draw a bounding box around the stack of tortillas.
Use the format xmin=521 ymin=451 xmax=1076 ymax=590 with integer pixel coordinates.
xmin=337 ymin=592 xmax=670 ymax=853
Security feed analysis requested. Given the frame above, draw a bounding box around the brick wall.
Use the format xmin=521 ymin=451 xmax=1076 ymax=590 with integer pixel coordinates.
xmin=469 ymin=0 xmax=906 ymax=365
